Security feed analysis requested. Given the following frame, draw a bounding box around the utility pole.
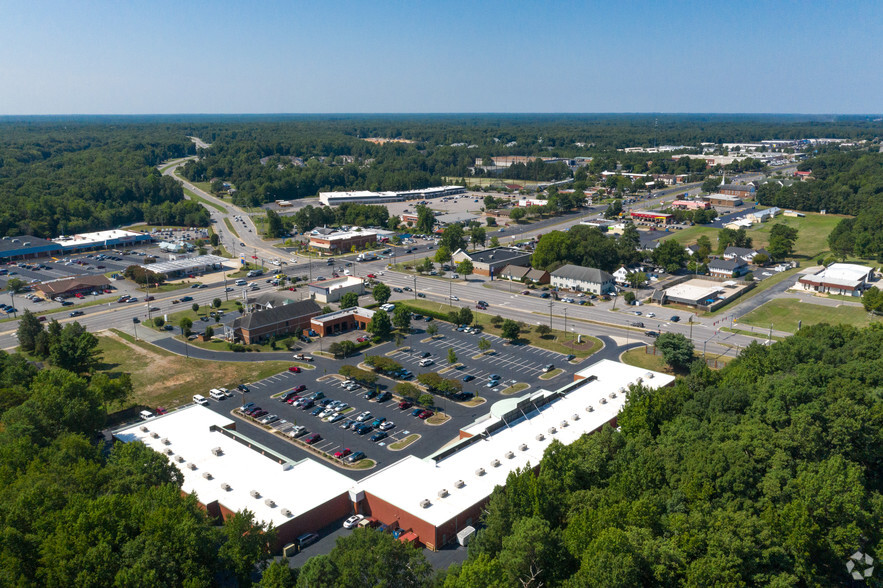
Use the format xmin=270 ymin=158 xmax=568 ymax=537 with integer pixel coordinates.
xmin=223 ymin=274 xmax=229 ymax=301
xmin=563 ymin=307 xmax=567 ymax=340
xmin=413 ymin=275 xmax=417 ymax=299
xmin=548 ymin=301 xmax=553 ymax=328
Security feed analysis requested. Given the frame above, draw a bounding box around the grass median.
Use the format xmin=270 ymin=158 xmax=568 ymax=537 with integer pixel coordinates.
xmin=738 ymin=298 xmax=883 ymax=333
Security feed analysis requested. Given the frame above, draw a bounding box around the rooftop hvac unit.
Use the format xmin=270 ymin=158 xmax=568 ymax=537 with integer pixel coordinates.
xmin=161 ymin=438 xmax=170 ymax=445
xmin=572 ymin=413 xmax=580 ymax=421
xmin=635 ymin=377 xmax=643 ymax=384
xmin=560 ymin=420 xmax=568 ymax=428
xmin=281 ymin=508 xmax=292 ymax=517
xmin=491 ymin=458 xmax=501 ymax=467
xmin=420 ymin=499 xmax=431 ymax=509
xmin=438 ymin=489 xmax=449 ymax=498
xmin=250 ymin=490 xmax=261 ymax=499
xmin=139 ymin=426 xmax=149 ymax=432
xmin=599 ymin=397 xmax=607 ymax=404
xmin=150 ymin=432 xmax=159 ymax=439
xmin=264 ymin=499 xmax=276 ymax=507
xmin=505 ymin=451 xmax=515 ymax=459
xmin=645 ymin=371 xmax=654 ymax=379
xmin=175 ymin=456 xmax=184 ymax=463
xmin=519 ymin=443 xmax=528 ymax=451
xmin=548 ymin=426 xmax=557 ymax=434
xmin=609 ymin=391 xmax=617 ymax=399
xmin=220 ymin=483 xmax=231 ymax=491
xmin=186 ymin=463 xmax=196 ymax=470
xmin=586 ymin=405 xmax=594 ymax=412
xmin=454 ymin=480 xmax=465 ymax=489
xmin=536 ymin=433 xmax=545 ymax=441
xmin=475 ymin=468 xmax=486 ymax=476
xmin=211 ymin=447 xmax=223 ymax=456
xmin=202 ymin=472 xmax=213 ymax=480
xmin=163 ymin=448 xmax=173 ymax=456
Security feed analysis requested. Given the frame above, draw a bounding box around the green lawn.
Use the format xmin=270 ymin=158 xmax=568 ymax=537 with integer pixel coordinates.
xmin=148 ymin=299 xmax=243 ymax=330
xmin=665 ymin=212 xmax=845 ymax=261
xmin=706 ymin=267 xmax=801 ymax=316
xmin=621 ymin=346 xmax=672 ymax=373
xmin=224 ymin=217 xmax=241 ymax=239
xmin=183 ymin=187 xmax=226 ymax=213
xmin=738 ymin=298 xmax=883 ymax=333
xmin=401 ymin=299 xmax=602 ymax=358
xmin=97 ymin=334 xmax=293 ymax=410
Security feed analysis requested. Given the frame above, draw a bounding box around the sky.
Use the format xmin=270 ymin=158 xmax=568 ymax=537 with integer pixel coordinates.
xmin=1 ymin=0 xmax=881 ymax=115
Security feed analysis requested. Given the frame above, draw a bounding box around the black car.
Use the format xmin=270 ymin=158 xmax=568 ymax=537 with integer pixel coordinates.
xmin=646 ymin=331 xmax=660 ymax=338
xmin=370 ymin=431 xmax=388 ymax=442
xmin=393 ymin=287 xmax=403 ymax=293
xmin=346 ymin=451 xmax=366 ymax=463
xmin=237 ymin=384 xmax=250 ymax=393
xmin=69 ymin=310 xmax=85 ymax=317
xmin=376 ymin=391 xmax=392 ymax=402
xmin=670 ymin=315 xmax=681 ymax=322
xmin=419 ymin=352 xmax=431 ymax=358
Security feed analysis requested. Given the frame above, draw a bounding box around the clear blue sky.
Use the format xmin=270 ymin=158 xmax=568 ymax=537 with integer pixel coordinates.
xmin=2 ymin=0 xmax=881 ymax=115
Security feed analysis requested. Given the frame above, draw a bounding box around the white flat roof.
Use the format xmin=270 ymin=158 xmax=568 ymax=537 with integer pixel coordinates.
xmin=142 ymin=254 xmax=232 ymax=274
xmin=310 ymin=230 xmax=377 ymax=241
xmin=115 ymin=406 xmax=354 ymax=528
xmin=356 ymin=360 xmax=674 ymax=527
xmin=54 ymin=229 xmax=148 ymax=248
xmin=665 ymin=280 xmax=724 ymax=302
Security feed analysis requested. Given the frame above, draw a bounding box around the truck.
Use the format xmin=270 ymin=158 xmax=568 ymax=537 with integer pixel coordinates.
xmin=293 ymin=353 xmax=314 ymax=362
xmin=356 ymin=252 xmax=377 ymax=262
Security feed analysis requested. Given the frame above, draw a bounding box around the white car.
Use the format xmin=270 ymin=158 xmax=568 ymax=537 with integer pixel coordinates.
xmin=419 ymin=358 xmax=434 ymax=367
xmin=450 ymin=296 xmax=459 ymax=301
xmin=327 ymin=412 xmax=344 ymax=423
xmin=319 ymin=407 xmax=335 ymax=418
xmin=379 ymin=421 xmax=394 ymax=431
xmin=356 ymin=411 xmax=372 ymax=422
xmin=193 ymin=394 xmax=208 ymax=405
xmin=343 ymin=514 xmax=364 ymax=529
xmin=646 ymin=312 xmax=655 ymax=318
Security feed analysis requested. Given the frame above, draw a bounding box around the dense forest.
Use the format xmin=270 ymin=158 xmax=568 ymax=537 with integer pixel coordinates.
xmin=0 ymin=120 xmax=207 ymax=238
xmin=443 ymin=323 xmax=883 ymax=587
xmin=3 ymin=115 xmax=881 ymax=236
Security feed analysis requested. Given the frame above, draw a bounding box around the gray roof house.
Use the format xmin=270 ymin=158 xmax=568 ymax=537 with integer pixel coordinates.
xmin=549 ymin=264 xmax=615 ymax=294
xmin=708 ymin=258 xmax=748 ymax=277
xmin=230 ymin=299 xmax=322 ymax=344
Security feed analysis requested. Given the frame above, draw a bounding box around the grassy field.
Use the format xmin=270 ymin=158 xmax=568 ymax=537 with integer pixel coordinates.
xmin=223 ymin=217 xmax=241 ymax=239
xmin=621 ymin=346 xmax=671 ymax=373
xmin=97 ymin=333 xmax=293 ymax=410
xmin=402 ymin=299 xmax=603 ymax=358
xmin=442 ymin=176 xmax=546 ymax=189
xmin=706 ymin=267 xmax=801 ymax=316
xmin=738 ymin=298 xmax=883 ymax=333
xmin=665 ymin=212 xmax=845 ymax=261
xmin=148 ymin=299 xmax=242 ymax=330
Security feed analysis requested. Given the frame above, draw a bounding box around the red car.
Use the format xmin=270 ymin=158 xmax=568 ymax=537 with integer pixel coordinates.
xmin=37 ymin=316 xmax=47 ymax=322
xmin=334 ymin=448 xmax=352 ymax=459
xmin=155 ymin=406 xmax=168 ymax=415
xmin=288 ymin=366 xmax=301 ymax=373
xmin=305 ymin=433 xmax=322 ymax=444
xmin=398 ymin=401 xmax=412 ymax=410
xmin=418 ymin=410 xmax=434 ymax=420
xmin=286 ymin=395 xmax=301 ymax=404
xmin=293 ymin=384 xmax=307 ymax=393
xmin=366 ymin=273 xmax=376 ymax=278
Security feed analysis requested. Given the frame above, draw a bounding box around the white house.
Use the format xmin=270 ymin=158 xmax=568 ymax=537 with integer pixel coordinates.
xmin=550 ymin=265 xmax=615 ymax=294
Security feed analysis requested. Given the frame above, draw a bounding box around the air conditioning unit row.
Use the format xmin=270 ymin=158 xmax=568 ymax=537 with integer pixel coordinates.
xmin=150 ymin=432 xmax=159 ymax=439
xmin=548 ymin=426 xmax=557 ymax=434
xmin=186 ymin=463 xmax=197 ymax=470
xmin=586 ymin=405 xmax=594 ymax=412
xmin=600 ymin=397 xmax=607 ymax=404
xmin=163 ymin=448 xmax=173 ymax=456
xmin=572 ymin=413 xmax=580 ymax=420
xmin=560 ymin=420 xmax=568 ymax=428
xmin=175 ymin=456 xmax=185 ymax=463
xmin=491 ymin=458 xmax=501 ymax=467
xmin=161 ymin=438 xmax=170 ymax=445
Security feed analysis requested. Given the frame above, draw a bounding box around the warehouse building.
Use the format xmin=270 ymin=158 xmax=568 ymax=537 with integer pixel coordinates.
xmin=308 ymin=276 xmax=365 ymax=304
xmin=114 ymin=406 xmax=354 ymax=551
xmin=309 ymin=231 xmax=377 ymax=253
xmin=352 ymin=360 xmax=674 ymax=550
xmin=705 ymin=194 xmax=743 ymax=207
xmin=797 ymin=263 xmax=874 ymax=297
xmin=451 ymin=247 xmax=531 ymax=278
xmin=0 ymin=236 xmax=62 ymax=261
xmin=140 ymin=255 xmax=232 ymax=279
xmin=319 ymin=186 xmax=465 ymax=206
xmin=54 ymin=229 xmax=152 ymax=252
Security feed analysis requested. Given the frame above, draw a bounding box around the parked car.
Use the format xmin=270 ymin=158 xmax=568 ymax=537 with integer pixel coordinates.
xmin=288 ymin=366 xmax=301 ymax=373
xmin=542 ymin=364 xmax=554 ymax=373
xmin=305 ymin=433 xmax=322 ymax=444
xmin=346 ymin=451 xmax=366 ymax=463
xmin=463 ymin=374 xmax=475 ymax=382
xmin=379 ymin=421 xmax=395 ymax=431
xmin=398 ymin=401 xmax=413 ymax=410
xmin=356 ymin=411 xmax=372 ymax=422
xmin=418 ymin=410 xmax=434 ymax=420
xmin=343 ymin=514 xmax=364 ymax=529
xmin=411 ymin=408 xmax=425 ymax=417
xmin=370 ymin=431 xmax=388 ymax=442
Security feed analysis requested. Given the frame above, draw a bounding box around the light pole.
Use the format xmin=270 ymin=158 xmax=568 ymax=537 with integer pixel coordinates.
xmin=413 ymin=275 xmax=417 ymax=299
xmin=563 ymin=307 xmax=567 ymax=340
xmin=548 ymin=301 xmax=553 ymax=329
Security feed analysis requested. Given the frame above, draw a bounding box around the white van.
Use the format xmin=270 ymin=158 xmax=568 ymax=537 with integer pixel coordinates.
xmin=419 ymin=358 xmax=434 ymax=367
xmin=209 ymin=389 xmax=226 ymax=400
xmin=193 ymin=394 xmax=208 ymax=405
xmin=380 ymin=303 xmax=395 ymax=312
xmin=235 ymin=279 xmax=247 ymax=286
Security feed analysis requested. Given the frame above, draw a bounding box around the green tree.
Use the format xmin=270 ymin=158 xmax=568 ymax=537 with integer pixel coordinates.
xmin=259 ymin=558 xmax=297 ymax=587
xmin=501 ymin=319 xmax=521 ymax=342
xmin=218 ymin=510 xmax=276 ymax=586
xmin=471 ymin=226 xmax=487 ymax=250
xmin=50 ymin=322 xmax=102 ymax=375
xmin=441 ymin=224 xmax=467 ymax=252
xmin=90 ymin=372 xmax=133 ymax=411
xmin=490 ymin=235 xmax=501 ymax=247
xmin=204 ymin=325 xmax=214 ymax=339
xmin=655 ymin=332 xmax=695 ymax=371
xmin=6 ymin=277 xmax=26 ymax=294
xmin=418 ymin=393 xmax=434 ymax=407
xmin=696 ymin=234 xmax=713 ymax=260
xmin=192 ymin=302 xmax=199 ymax=313
xmin=457 ymin=259 xmax=474 ymax=278
xmin=447 ymin=348 xmax=457 ymax=365
xmin=652 ymin=239 xmax=689 ymax=273
xmin=266 ymin=209 xmax=285 ymax=238
xmin=372 ymin=283 xmax=391 ymax=305
xmin=339 ymin=292 xmax=359 ymax=309
xmin=536 ymin=324 xmax=552 ymax=337
xmin=213 ymin=297 xmax=222 ymax=308
xmin=393 ymin=306 xmax=412 ymax=331
xmin=415 ymin=204 xmax=435 ymax=234
xmin=702 ymin=176 xmax=722 ymax=192
xmin=328 ymin=340 xmax=356 ymax=358
xmin=426 ymin=323 xmax=438 ymax=338
xmin=458 ymin=307 xmax=473 ymax=325
xmin=435 ymin=245 xmax=452 ymax=264
xmin=179 ymin=317 xmax=193 ymax=337
xmin=395 ymin=382 xmax=420 ymax=400
xmin=478 ymin=337 xmax=491 ymax=353
xmin=366 ymin=309 xmax=392 ymax=339
xmin=417 ymin=257 xmax=434 ymax=274
xmin=626 ymin=271 xmax=647 ymax=288
xmin=862 ymin=287 xmax=883 ymax=313
xmin=767 ymin=223 xmax=798 ymax=260
xmin=603 ymin=199 xmax=623 ymax=219
xmin=16 ymin=309 xmax=43 ymax=352
xmin=153 ymin=316 xmax=165 ymax=328
xmin=509 ymin=207 xmax=526 ymax=222
xmin=210 ymin=232 xmax=220 ymax=247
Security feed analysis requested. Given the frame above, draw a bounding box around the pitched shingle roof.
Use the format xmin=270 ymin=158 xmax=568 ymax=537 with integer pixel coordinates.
xmin=550 ymin=264 xmax=613 ymax=284
xmin=234 ymin=299 xmax=321 ymax=331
